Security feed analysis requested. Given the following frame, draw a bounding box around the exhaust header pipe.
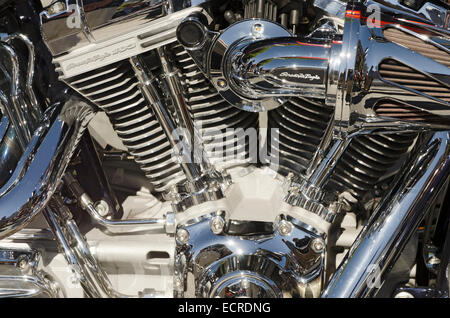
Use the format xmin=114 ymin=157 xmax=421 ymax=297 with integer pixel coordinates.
xmin=0 ymin=96 xmax=95 ymax=239
xmin=322 ymin=130 xmax=450 ymax=297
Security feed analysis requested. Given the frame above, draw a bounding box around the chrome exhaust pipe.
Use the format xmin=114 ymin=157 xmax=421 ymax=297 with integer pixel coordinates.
xmin=0 ymin=96 xmax=96 ymax=239
xmin=321 ymin=130 xmax=450 ymax=297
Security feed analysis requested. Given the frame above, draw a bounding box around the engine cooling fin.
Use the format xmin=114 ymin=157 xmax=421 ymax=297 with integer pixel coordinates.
xmin=168 ymin=43 xmax=259 ymax=169
xmin=379 ymin=59 xmax=450 ymax=103
xmin=66 ymin=61 xmax=185 ymax=192
xmin=244 ymin=0 xmax=278 ymax=20
xmin=374 ymin=100 xmax=447 ymax=124
xmin=267 ymin=97 xmax=334 ymax=176
xmin=383 ymin=28 xmax=450 ymax=68
xmin=325 ymin=133 xmax=417 ymax=200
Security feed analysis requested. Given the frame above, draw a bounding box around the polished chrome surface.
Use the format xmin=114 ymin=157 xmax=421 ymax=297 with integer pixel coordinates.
xmin=322 ymin=131 xmax=450 ymax=297
xmin=227 ymin=37 xmax=340 ymax=106
xmin=175 ymin=213 xmax=325 ymax=298
xmin=168 ymin=42 xmax=259 ymax=169
xmin=265 ymin=97 xmax=334 ymax=177
xmin=0 ymin=96 xmax=95 ymax=239
xmin=66 ymin=60 xmax=185 ymax=192
xmin=0 ymin=247 xmax=61 ymax=298
xmin=332 ymin=0 xmax=450 ymax=134
xmin=179 ymin=19 xmax=293 ymax=112
xmin=313 ymin=0 xmax=347 ymax=19
xmin=0 ymin=0 xmax=447 ymax=299
xmin=130 ymin=55 xmax=204 ymax=181
xmin=383 ymin=0 xmax=449 ymax=29
xmin=0 ymin=34 xmax=41 ymax=150
xmin=130 ymin=54 xmax=230 ymax=212
xmin=63 ymin=172 xmax=166 ymax=231
xmin=40 ymin=1 xmax=207 ymax=78
xmin=0 ymin=116 xmax=21 ymax=188
xmin=44 ymin=196 xmax=132 ymax=298
xmin=40 ymin=0 xmax=200 ymax=55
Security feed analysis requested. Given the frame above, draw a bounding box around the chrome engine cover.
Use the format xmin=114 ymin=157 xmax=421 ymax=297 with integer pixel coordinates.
xmin=0 ymin=0 xmax=447 ymax=299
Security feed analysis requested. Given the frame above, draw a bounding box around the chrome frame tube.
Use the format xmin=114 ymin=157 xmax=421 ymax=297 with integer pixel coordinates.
xmin=64 ymin=172 xmax=166 ymax=231
xmin=0 ymin=43 xmax=32 ymax=150
xmin=0 ymin=34 xmax=41 ymax=149
xmin=0 ymin=95 xmax=95 ymax=239
xmin=43 ymin=196 xmax=130 ymax=298
xmin=322 ymin=131 xmax=450 ymax=298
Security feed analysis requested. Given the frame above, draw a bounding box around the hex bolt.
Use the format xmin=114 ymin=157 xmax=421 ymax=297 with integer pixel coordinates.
xmin=17 ymin=256 xmax=29 ymax=271
xmin=94 ymin=200 xmax=110 ymax=217
xmin=176 ymin=228 xmax=190 ymax=244
xmin=217 ymin=79 xmax=227 ymax=88
xmin=311 ymin=238 xmax=325 ymax=253
xmin=209 ymin=180 xmax=220 ymax=192
xmin=251 ymin=23 xmax=264 ymax=37
xmin=210 ymin=216 xmax=225 ymax=235
xmin=278 ymin=220 xmax=292 ymax=236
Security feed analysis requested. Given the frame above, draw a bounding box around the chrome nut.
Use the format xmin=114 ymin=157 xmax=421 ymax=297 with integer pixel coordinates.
xmin=278 ymin=220 xmax=292 ymax=236
xmin=311 ymin=238 xmax=325 ymax=253
xmin=210 ymin=216 xmax=225 ymax=235
xmin=176 ymin=228 xmax=190 ymax=244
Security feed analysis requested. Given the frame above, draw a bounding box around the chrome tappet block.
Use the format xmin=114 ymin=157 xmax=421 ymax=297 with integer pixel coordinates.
xmin=174 ymin=213 xmax=325 ymax=298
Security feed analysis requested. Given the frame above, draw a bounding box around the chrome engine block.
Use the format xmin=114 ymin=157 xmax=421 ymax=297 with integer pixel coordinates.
xmin=0 ymin=0 xmax=448 ymax=299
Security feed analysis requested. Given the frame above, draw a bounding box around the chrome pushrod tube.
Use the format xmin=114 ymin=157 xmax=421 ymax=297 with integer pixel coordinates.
xmin=322 ymin=131 xmax=450 ymax=298
xmin=158 ymin=47 xmax=210 ymax=171
xmin=0 ymin=95 xmax=96 ymax=239
xmin=130 ymin=55 xmax=203 ymax=182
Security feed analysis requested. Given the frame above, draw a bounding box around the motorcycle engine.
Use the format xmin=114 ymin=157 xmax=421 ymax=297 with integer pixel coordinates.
xmin=0 ymin=0 xmax=448 ymax=298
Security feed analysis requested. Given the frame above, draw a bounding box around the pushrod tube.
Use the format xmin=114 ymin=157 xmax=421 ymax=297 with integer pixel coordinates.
xmin=130 ymin=55 xmax=203 ymax=182
xmin=322 ymin=131 xmax=450 ymax=298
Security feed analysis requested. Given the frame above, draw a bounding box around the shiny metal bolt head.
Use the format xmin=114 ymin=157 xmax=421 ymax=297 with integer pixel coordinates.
xmin=311 ymin=238 xmax=325 ymax=253
xmin=94 ymin=200 xmax=109 ymax=217
xmin=427 ymin=255 xmax=441 ymax=266
xmin=48 ymin=1 xmax=66 ymax=15
xmin=210 ymin=216 xmax=225 ymax=235
xmin=17 ymin=258 xmax=28 ymax=270
xmin=16 ymin=254 xmax=30 ymax=271
xmin=278 ymin=220 xmax=292 ymax=236
xmin=217 ymin=79 xmax=227 ymax=88
xmin=251 ymin=23 xmax=264 ymax=37
xmin=174 ymin=276 xmax=183 ymax=291
xmin=394 ymin=291 xmax=414 ymax=298
xmin=176 ymin=228 xmax=190 ymax=244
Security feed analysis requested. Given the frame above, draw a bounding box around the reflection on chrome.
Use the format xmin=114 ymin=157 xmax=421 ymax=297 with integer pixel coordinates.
xmin=0 ymin=0 xmax=448 ymax=298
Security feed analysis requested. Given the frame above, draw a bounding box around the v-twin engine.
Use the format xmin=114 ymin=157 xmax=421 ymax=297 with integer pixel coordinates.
xmin=0 ymin=0 xmax=449 ymax=298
